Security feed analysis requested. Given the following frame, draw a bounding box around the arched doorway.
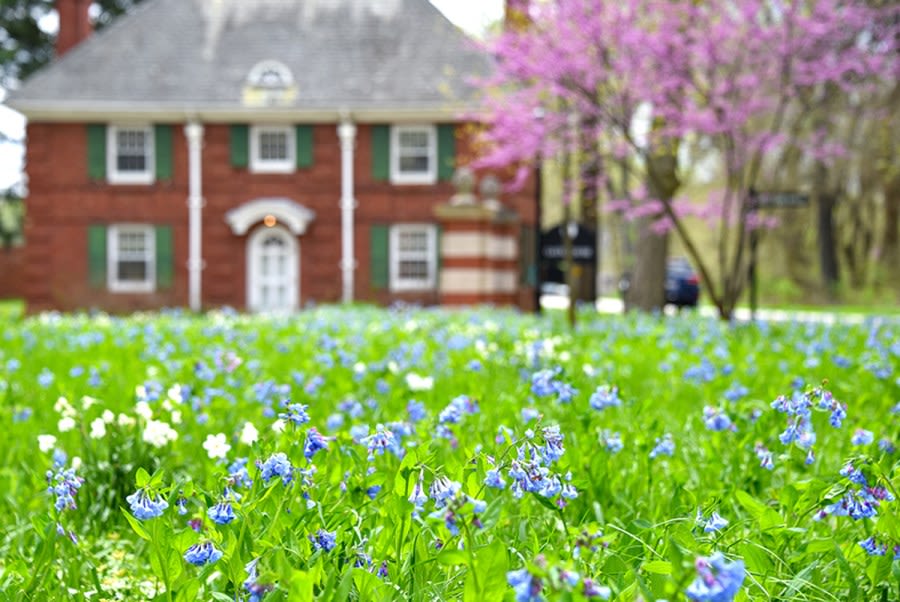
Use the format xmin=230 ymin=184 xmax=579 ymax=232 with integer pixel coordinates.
xmin=246 ymin=224 xmax=298 ymax=312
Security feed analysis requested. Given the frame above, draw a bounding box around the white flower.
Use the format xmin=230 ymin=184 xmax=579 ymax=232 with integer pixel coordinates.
xmin=167 ymin=385 xmax=183 ymax=404
xmin=135 ymin=401 xmax=153 ymax=420
xmin=240 ymin=422 xmax=259 ymax=446
xmin=406 ymin=373 xmax=434 ymax=391
xmin=71 ymin=456 xmax=82 ymax=470
xmin=353 ymin=362 xmax=367 ymax=375
xmin=54 ymin=396 xmax=76 ymax=418
xmin=118 ymin=413 xmax=136 ymax=428
xmin=89 ymin=418 xmax=107 ymax=439
xmin=161 ymin=399 xmax=173 ymax=412
xmin=272 ymin=419 xmax=286 ymax=434
xmin=81 ymin=395 xmax=98 ymax=410
xmin=58 ymin=416 xmax=76 ymax=432
xmin=143 ymin=419 xmax=178 ymax=448
xmin=203 ymin=433 xmax=231 ymax=459
xmin=134 ymin=385 xmax=146 ymax=400
xmin=38 ymin=434 xmax=57 ymax=452
xmin=170 ymin=410 xmax=182 ymax=425
xmin=102 ymin=409 xmax=115 ymax=423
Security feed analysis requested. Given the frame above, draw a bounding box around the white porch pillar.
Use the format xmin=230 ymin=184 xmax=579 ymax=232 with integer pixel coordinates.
xmin=337 ymin=120 xmax=357 ymax=303
xmin=185 ymin=122 xmax=204 ymax=312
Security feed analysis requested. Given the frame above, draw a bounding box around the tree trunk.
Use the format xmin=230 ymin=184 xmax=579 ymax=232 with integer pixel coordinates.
xmin=624 ymin=151 xmax=678 ymax=313
xmin=577 ymin=119 xmax=600 ymax=303
xmin=884 ymin=175 xmax=900 ymax=278
xmin=814 ymin=161 xmax=840 ymax=300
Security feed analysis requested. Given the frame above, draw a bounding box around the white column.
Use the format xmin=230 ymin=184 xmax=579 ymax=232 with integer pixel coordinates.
xmin=337 ymin=120 xmax=357 ymax=303
xmin=185 ymin=122 xmax=204 ymax=312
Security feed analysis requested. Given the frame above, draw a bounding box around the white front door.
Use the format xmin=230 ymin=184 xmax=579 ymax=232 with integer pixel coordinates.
xmin=247 ymin=225 xmax=298 ymax=312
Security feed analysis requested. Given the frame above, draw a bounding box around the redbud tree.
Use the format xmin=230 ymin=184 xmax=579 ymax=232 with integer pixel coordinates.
xmin=477 ymin=0 xmax=898 ymax=319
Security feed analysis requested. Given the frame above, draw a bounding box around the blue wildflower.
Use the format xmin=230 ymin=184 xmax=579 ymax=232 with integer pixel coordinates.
xmin=406 ymin=400 xmax=427 ymax=423
xmin=304 ymin=427 xmax=330 ymax=461
xmin=47 ymin=463 xmax=84 ymax=513
xmin=361 ymin=424 xmax=397 ymax=461
xmin=183 ymin=541 xmax=223 ymax=566
xmin=704 ymin=512 xmax=729 ymax=533
xmin=685 ymin=552 xmax=745 ymax=602
xmin=649 ymin=434 xmax=675 ymax=459
xmin=859 ymin=536 xmax=887 ymax=556
xmin=243 ymin=558 xmax=274 ymax=602
xmin=258 ymin=452 xmax=293 ymax=486
xmin=589 ymin=385 xmax=621 ymax=411
xmin=408 ymin=472 xmax=428 ymax=515
xmin=310 ymin=528 xmax=337 ymax=552
xmin=429 ymin=476 xmax=461 ymax=509
xmin=754 ymin=443 xmax=774 ymax=470
xmin=507 ymin=568 xmax=543 ymax=602
xmin=852 ymin=429 xmax=874 ymax=446
xmin=703 ymin=406 xmax=735 ymax=432
xmin=485 ymin=469 xmax=506 ymax=490
xmin=126 ymin=489 xmax=168 ymax=520
xmin=208 ymin=501 xmax=236 ymax=525
xmin=521 ymin=407 xmax=540 ymax=423
xmin=278 ymin=401 xmax=310 ymax=426
xmin=599 ymin=430 xmax=623 ymax=453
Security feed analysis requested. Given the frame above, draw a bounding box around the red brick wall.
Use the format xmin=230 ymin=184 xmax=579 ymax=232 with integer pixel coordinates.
xmin=23 ymin=121 xmax=536 ymax=313
xmin=0 ymin=246 xmax=25 ymax=299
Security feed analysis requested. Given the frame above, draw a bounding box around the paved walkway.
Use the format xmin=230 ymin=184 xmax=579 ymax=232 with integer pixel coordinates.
xmin=541 ymin=295 xmax=877 ymax=325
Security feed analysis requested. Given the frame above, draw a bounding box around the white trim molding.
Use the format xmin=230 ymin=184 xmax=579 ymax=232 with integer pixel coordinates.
xmin=338 ymin=120 xmax=358 ymax=303
xmin=185 ymin=122 xmax=204 ymax=312
xmin=107 ymin=124 xmax=155 ymax=185
xmin=390 ymin=124 xmax=437 ymax=185
xmin=226 ymin=198 xmax=316 ymax=236
xmin=107 ymin=224 xmax=156 ymax=293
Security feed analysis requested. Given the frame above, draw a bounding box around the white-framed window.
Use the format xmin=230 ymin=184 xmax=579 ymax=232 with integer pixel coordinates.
xmin=250 ymin=125 xmax=295 ymax=173
xmin=391 ymin=125 xmax=437 ymax=184
xmin=108 ymin=125 xmax=154 ymax=184
xmin=108 ymin=224 xmax=155 ymax=293
xmin=390 ymin=224 xmax=437 ymax=291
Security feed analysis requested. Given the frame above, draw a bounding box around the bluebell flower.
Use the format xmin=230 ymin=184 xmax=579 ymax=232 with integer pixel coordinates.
xmin=649 ymin=434 xmax=675 ymax=459
xmin=704 ymin=512 xmax=729 ymax=533
xmin=175 ymin=497 xmax=188 ymax=515
xmin=685 ymin=552 xmax=745 ymax=602
xmin=723 ymin=383 xmax=748 ymax=402
xmin=304 ymin=428 xmax=330 ymax=460
xmin=366 ymin=485 xmax=382 ymax=499
xmin=879 ymin=438 xmax=895 ymax=453
xmin=349 ymin=424 xmax=370 ymax=442
xmin=589 ymin=385 xmax=621 ymax=411
xmin=507 ymin=568 xmax=542 ymax=602
xmin=859 ymin=536 xmax=887 ymax=556
xmin=243 ymin=558 xmax=274 ymax=602
xmin=126 ymin=489 xmax=168 ymax=520
xmin=599 ymin=430 xmax=623 ymax=453
xmin=361 ymin=424 xmax=397 ymax=461
xmin=183 ymin=541 xmax=223 ymax=566
xmin=406 ymin=400 xmax=427 ymax=423
xmin=754 ymin=443 xmax=774 ymax=470
xmin=703 ymin=406 xmax=735 ymax=432
xmin=852 ymin=429 xmax=874 ymax=446
xmin=377 ymin=561 xmax=389 ymax=578
xmin=582 ymin=579 xmax=611 ymax=599
xmin=38 ymin=369 xmax=55 ymax=388
xmin=278 ymin=401 xmax=310 ymax=426
xmin=258 ymin=452 xmax=293 ymax=486
xmin=429 ymin=476 xmax=461 ymax=509
xmin=326 ymin=413 xmax=344 ymax=431
xmin=521 ymin=407 xmax=540 ymax=423
xmin=47 ymin=463 xmax=84 ymax=513
xmin=208 ymin=501 xmax=236 ymax=525
xmin=485 ymin=469 xmax=506 ymax=490
xmin=310 ymin=528 xmax=337 ymax=552
xmin=408 ymin=473 xmax=428 ymax=515
xmin=840 ymin=462 xmax=868 ymax=485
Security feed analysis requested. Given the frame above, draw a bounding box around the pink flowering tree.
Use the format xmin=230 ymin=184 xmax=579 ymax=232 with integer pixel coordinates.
xmin=477 ymin=0 xmax=898 ymax=319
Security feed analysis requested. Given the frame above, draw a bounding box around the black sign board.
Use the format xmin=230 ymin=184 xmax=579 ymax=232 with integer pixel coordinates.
xmin=752 ymin=192 xmax=809 ymax=209
xmin=540 ymin=222 xmax=597 ymax=285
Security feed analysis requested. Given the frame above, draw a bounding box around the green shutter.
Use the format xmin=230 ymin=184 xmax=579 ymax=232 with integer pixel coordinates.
xmin=230 ymin=124 xmax=249 ymax=168
xmin=371 ymin=125 xmax=390 ymax=182
xmin=88 ymin=225 xmax=107 ymax=288
xmin=370 ymin=224 xmax=389 ymax=289
xmin=520 ymin=226 xmax=537 ymax=286
xmin=296 ymin=125 xmax=314 ymax=168
xmin=155 ymin=225 xmax=174 ymax=290
xmin=154 ymin=124 xmax=173 ymax=181
xmin=87 ymin=124 xmax=106 ymax=181
xmin=437 ymin=124 xmax=456 ymax=182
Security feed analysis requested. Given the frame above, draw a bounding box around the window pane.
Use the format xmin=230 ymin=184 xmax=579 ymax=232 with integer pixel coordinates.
xmin=116 ymin=129 xmax=149 ymax=173
xmin=118 ymin=260 xmax=147 ymax=281
xmin=259 ymin=132 xmax=288 ymax=161
xmin=399 ymin=131 xmax=429 ymax=150
xmin=399 ymin=260 xmax=428 ymax=280
xmin=399 ymin=155 xmax=429 ymax=173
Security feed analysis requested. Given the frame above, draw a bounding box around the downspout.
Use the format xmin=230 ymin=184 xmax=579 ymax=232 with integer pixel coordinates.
xmin=337 ymin=119 xmax=357 ymax=303
xmin=185 ymin=122 xmax=204 ymax=312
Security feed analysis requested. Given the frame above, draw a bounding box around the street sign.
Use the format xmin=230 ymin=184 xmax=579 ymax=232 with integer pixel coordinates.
xmin=752 ymin=192 xmax=809 ymax=209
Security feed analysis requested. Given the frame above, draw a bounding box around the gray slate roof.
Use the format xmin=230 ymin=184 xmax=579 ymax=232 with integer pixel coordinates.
xmin=9 ymin=0 xmax=490 ymax=118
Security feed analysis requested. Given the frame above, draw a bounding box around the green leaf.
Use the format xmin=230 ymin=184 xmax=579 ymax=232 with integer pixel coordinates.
xmin=642 ymin=560 xmax=672 ymax=575
xmin=464 ymin=541 xmax=508 ymax=601
xmin=136 ymin=467 xmax=151 ymax=488
xmin=121 ymin=507 xmax=151 ymax=541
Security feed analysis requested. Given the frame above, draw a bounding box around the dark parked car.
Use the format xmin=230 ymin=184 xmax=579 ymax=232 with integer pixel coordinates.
xmin=619 ymin=257 xmax=701 ymax=308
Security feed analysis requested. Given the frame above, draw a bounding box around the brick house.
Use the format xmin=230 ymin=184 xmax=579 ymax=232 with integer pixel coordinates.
xmin=8 ymin=0 xmax=537 ymax=313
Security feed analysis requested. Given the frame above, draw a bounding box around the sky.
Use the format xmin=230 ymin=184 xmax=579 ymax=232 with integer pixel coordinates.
xmin=0 ymin=0 xmax=506 ymax=190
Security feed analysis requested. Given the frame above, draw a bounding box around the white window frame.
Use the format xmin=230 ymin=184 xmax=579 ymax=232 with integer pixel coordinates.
xmin=389 ymin=224 xmax=437 ymax=291
xmin=250 ymin=125 xmax=295 ymax=173
xmin=107 ymin=224 xmax=156 ymax=293
xmin=390 ymin=124 xmax=437 ymax=185
xmin=107 ymin=125 xmax=155 ymax=185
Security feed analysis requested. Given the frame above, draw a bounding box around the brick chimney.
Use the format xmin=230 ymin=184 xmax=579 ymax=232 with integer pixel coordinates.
xmin=56 ymin=0 xmax=92 ymax=57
